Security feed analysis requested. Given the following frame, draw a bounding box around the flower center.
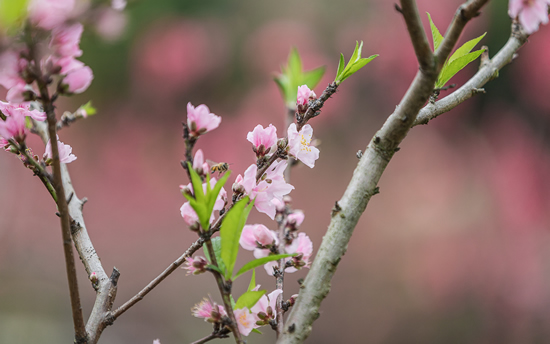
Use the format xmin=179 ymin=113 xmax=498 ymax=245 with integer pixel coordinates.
xmin=238 ymin=312 xmax=250 ymax=326
xmin=300 ymin=134 xmax=312 ymax=153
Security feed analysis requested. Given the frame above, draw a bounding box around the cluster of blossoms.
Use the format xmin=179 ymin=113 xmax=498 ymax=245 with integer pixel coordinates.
xmin=191 ymin=288 xmax=298 ymax=336
xmin=181 ymin=85 xmax=319 ymax=336
xmin=0 ymin=0 xmax=121 ymax=161
xmin=509 ymin=0 xmax=550 ymax=34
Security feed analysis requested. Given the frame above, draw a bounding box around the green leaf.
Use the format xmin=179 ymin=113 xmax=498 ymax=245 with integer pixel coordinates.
xmin=339 ymin=54 xmax=378 ymax=82
xmin=234 ymin=290 xmax=265 ymax=310
xmin=233 ymin=254 xmax=297 ymax=279
xmin=427 ymin=12 xmax=444 ymax=52
xmin=79 ymin=101 xmax=97 ymax=116
xmin=302 ymin=66 xmax=326 ymax=91
xmin=206 ymin=264 xmax=224 ymax=275
xmin=205 ymin=171 xmax=230 ymax=227
xmin=184 ymin=163 xmax=230 ymax=231
xmin=247 ymin=269 xmax=256 ymax=292
xmin=274 ymin=48 xmax=326 ymax=107
xmin=348 ymin=41 xmax=362 ymax=65
xmin=436 ymin=49 xmax=485 ymax=88
xmin=335 ymin=41 xmax=378 ymax=83
xmin=335 ymin=53 xmax=345 ymax=81
xmin=251 ymin=329 xmax=263 ymax=335
xmin=220 ymin=197 xmax=252 ymax=280
xmin=0 ymin=0 xmax=28 ymax=31
xmin=448 ymin=33 xmax=486 ymax=63
xmin=204 ymin=237 xmax=226 ymax=274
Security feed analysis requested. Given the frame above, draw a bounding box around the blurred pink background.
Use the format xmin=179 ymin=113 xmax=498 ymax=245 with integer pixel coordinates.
xmin=2 ymin=0 xmax=550 ymax=343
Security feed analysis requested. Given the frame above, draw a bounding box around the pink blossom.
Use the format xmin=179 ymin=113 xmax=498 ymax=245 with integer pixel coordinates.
xmin=153 ymin=340 xmax=161 ymax=344
xmin=240 ymin=224 xmax=277 ymax=250
xmin=509 ymin=0 xmax=550 ymax=34
xmin=297 ymin=85 xmax=316 ymax=106
xmin=247 ymin=124 xmax=277 ymax=156
xmin=183 ymin=256 xmax=208 ymax=275
xmin=286 ymin=233 xmax=314 ymax=272
xmin=44 ymin=138 xmax=77 ymax=163
xmin=0 ymin=137 xmax=9 ymax=147
xmin=0 ymin=111 xmax=27 ymax=142
xmin=62 ymin=66 xmax=94 ymax=94
xmin=180 ymin=202 xmax=199 ymax=226
xmin=0 ymin=101 xmax=46 ymax=121
xmin=95 ymin=8 xmax=127 ymax=41
xmin=187 ymin=102 xmax=221 ymax=137
xmin=0 ymin=52 xmax=28 ymax=103
xmin=111 ymin=0 xmax=127 ymax=10
xmin=192 ymin=149 xmax=209 ymax=176
xmin=233 ymin=307 xmax=256 ymax=336
xmin=287 ymin=210 xmax=305 ymax=227
xmin=192 ymin=298 xmax=226 ymax=321
xmin=53 ymin=56 xmax=85 ymax=74
xmin=251 ymin=289 xmax=283 ymax=320
xmin=234 ymin=163 xmax=294 ymax=219
xmin=28 ymin=0 xmax=76 ymax=30
xmin=50 ymin=23 xmax=83 ymax=58
xmin=181 ymin=177 xmax=227 ymax=226
xmin=287 ymin=123 xmax=320 ymax=168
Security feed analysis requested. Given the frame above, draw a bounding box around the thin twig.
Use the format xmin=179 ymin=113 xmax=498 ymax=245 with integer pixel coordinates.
xmin=296 ymin=82 xmax=338 ymax=131
xmin=110 ymin=236 xmax=206 ymax=320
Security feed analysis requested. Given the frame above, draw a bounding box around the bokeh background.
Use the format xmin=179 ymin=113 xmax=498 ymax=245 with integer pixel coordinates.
xmin=2 ymin=0 xmax=550 ymax=343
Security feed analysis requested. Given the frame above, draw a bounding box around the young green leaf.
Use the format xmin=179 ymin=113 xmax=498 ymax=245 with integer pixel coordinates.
xmin=448 ymin=33 xmax=486 ymax=63
xmin=251 ymin=329 xmax=263 ymax=335
xmin=0 ymin=0 xmax=28 ymax=31
xmin=247 ymin=269 xmax=256 ymax=292
xmin=79 ymin=101 xmax=97 ymax=116
xmin=234 ymin=290 xmax=266 ymax=310
xmin=274 ymin=48 xmax=326 ymax=107
xmin=336 ymin=53 xmax=345 ymax=80
xmin=436 ymin=49 xmax=485 ymax=88
xmin=203 ymin=237 xmax=227 ymax=274
xmin=206 ymin=264 xmax=224 ymax=275
xmin=220 ymin=197 xmax=253 ymax=280
xmin=427 ymin=12 xmax=444 ymax=52
xmin=233 ymin=253 xmax=297 ymax=280
xmin=334 ymin=41 xmax=378 ymax=84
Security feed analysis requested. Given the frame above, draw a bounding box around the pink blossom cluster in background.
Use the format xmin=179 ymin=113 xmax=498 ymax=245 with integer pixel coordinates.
xmin=509 ymin=0 xmax=550 ymax=34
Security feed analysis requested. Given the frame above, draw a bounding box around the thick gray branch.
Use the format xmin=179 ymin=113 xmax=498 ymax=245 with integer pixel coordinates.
xmin=277 ymin=1 xmax=489 ymax=343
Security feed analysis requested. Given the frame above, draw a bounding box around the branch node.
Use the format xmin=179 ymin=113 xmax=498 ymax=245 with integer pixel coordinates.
xmin=394 ymin=3 xmax=403 ymax=14
xmin=356 ymin=150 xmax=363 ymax=159
xmin=331 ymin=201 xmax=342 ymax=217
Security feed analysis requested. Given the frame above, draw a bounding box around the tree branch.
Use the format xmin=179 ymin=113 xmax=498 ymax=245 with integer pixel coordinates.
xmin=33 ymin=119 xmax=118 ymax=344
xmin=35 ymin=76 xmax=88 ymax=343
xmin=436 ymin=0 xmax=489 ymax=68
xmin=414 ymin=23 xmax=529 ymax=126
xmin=399 ymin=0 xmax=434 ymax=71
xmin=109 ymin=236 xmax=206 ymax=320
xmin=276 ymin=1 xmax=489 ymax=343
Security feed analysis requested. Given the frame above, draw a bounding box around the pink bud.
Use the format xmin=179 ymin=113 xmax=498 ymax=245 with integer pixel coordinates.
xmin=0 ymin=111 xmax=27 ymax=142
xmin=63 ymin=66 xmax=94 ymax=94
xmin=50 ymin=23 xmax=83 ymax=58
xmin=296 ymin=85 xmax=316 ymax=106
xmin=246 ymin=124 xmax=278 ymax=156
xmin=44 ymin=138 xmax=77 ymax=163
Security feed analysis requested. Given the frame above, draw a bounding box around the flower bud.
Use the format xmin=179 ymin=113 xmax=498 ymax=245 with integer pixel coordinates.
xmin=288 ymin=294 xmax=298 ymax=307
